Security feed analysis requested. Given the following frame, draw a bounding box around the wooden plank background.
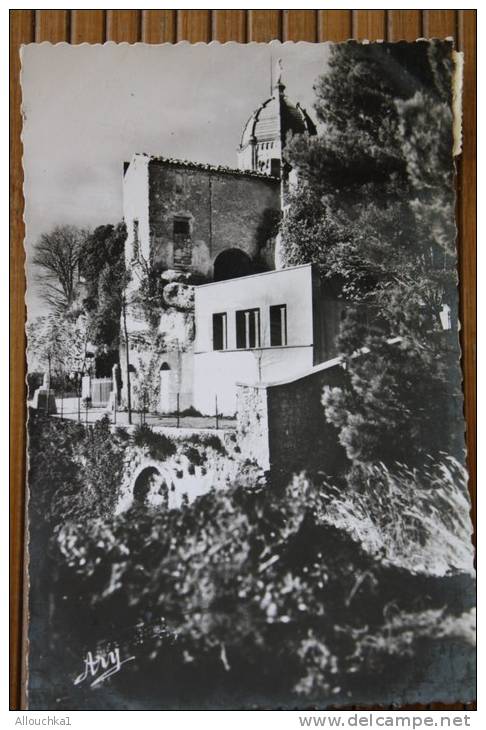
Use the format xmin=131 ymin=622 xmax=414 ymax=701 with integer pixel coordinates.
xmin=10 ymin=9 xmax=476 ymax=712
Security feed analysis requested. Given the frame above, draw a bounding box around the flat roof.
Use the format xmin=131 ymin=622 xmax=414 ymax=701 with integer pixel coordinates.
xmin=194 ymin=263 xmax=313 ymax=290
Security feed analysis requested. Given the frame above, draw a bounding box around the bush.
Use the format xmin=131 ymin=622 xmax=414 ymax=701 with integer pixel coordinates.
xmin=179 ymin=406 xmax=203 ymax=417
xmin=182 ymin=445 xmax=205 ymax=467
xmin=28 ymin=412 xmax=127 ymax=529
xmin=132 ymin=424 xmax=177 ymax=460
xmin=50 ymin=474 xmax=475 ymax=707
xmin=27 ymin=414 xmax=474 ymax=708
xmin=318 ymin=458 xmax=474 ymax=577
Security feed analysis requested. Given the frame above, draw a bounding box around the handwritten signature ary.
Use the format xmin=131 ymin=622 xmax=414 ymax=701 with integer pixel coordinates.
xmin=73 ymin=647 xmax=135 ymax=688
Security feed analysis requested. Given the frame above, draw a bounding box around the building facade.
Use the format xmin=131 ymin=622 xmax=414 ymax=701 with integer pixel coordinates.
xmin=193 ymin=264 xmax=345 ymax=415
xmin=123 ymin=155 xmax=281 ymax=284
xmin=118 ymin=66 xmax=339 ymax=418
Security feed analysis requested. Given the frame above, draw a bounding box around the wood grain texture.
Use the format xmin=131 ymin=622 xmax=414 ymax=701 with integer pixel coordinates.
xmin=353 ymin=10 xmax=386 ymax=41
xmin=10 ymin=9 xmax=476 ymax=711
xmin=283 ymin=10 xmax=317 ymax=42
xmin=71 ymin=10 xmax=105 ymax=44
xmin=388 ymin=10 xmax=423 ymax=41
xmin=423 ymin=10 xmax=456 ymax=41
xmin=248 ymin=10 xmax=281 ymax=42
xmin=177 ymin=10 xmax=211 ymax=43
xmin=10 ymin=9 xmax=34 ymax=711
xmin=106 ymin=10 xmax=140 ymax=43
xmin=457 ymin=10 xmax=477 ymax=549
xmin=142 ymin=10 xmax=176 ymax=44
xmin=318 ymin=10 xmax=353 ymax=42
xmin=212 ymin=10 xmax=246 ymax=43
xmin=35 ymin=10 xmax=70 ymax=43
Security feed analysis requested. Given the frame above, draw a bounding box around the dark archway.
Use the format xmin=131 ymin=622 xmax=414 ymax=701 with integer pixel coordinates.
xmin=213 ymin=248 xmax=253 ymax=282
xmin=133 ymin=466 xmax=168 ymax=507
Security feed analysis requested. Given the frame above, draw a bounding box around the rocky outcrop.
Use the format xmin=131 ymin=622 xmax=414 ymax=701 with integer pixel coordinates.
xmin=162 ymin=281 xmax=194 ymax=311
xmin=161 ymin=269 xmax=192 ymax=284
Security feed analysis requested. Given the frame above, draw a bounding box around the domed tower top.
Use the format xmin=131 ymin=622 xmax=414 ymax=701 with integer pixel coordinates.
xmin=237 ymin=59 xmax=316 ymax=178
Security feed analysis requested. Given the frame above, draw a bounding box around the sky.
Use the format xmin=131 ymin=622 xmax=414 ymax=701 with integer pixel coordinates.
xmin=21 ymin=41 xmax=330 ymax=311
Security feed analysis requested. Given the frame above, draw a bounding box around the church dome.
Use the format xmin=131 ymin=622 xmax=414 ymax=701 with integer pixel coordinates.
xmin=239 ymin=87 xmax=316 ymax=150
xmin=237 ymin=60 xmax=316 ymax=176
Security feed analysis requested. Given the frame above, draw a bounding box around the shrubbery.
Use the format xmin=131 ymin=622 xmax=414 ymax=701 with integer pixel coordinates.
xmin=28 ymin=412 xmax=127 ymax=527
xmin=132 ymin=423 xmax=177 ymax=459
xmin=317 ymin=458 xmax=474 ymax=577
xmin=27 ymin=413 xmax=474 ymax=708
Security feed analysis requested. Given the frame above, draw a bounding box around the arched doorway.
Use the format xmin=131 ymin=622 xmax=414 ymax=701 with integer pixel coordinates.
xmin=159 ymin=362 xmax=172 ymax=413
xmin=133 ymin=466 xmax=168 ymax=508
xmin=213 ymin=248 xmax=253 ymax=282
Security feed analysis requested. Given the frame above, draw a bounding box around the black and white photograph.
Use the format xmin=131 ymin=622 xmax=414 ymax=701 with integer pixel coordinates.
xmin=21 ymin=39 xmax=475 ymax=710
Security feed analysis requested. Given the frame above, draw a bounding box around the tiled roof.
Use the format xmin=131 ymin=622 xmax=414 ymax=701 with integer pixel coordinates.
xmin=127 ymin=153 xmax=280 ymax=181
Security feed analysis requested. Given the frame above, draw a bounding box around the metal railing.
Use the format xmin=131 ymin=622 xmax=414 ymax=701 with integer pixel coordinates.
xmin=40 ymin=390 xmax=235 ymax=431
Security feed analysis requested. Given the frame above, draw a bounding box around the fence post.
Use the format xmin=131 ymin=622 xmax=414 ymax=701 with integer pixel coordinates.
xmin=176 ymin=393 xmax=180 ymax=429
xmin=60 ymin=391 xmax=64 ymax=421
xmin=113 ymin=393 xmax=117 ymax=425
xmin=77 ymin=382 xmax=81 ymax=423
xmin=85 ymin=399 xmax=89 ymax=425
xmin=46 ymin=359 xmax=51 ymax=416
xmin=215 ymin=395 xmax=219 ymax=430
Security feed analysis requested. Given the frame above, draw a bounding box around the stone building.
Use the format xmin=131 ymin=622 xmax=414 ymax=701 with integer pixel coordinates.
xmin=119 ymin=65 xmax=326 ymax=415
xmin=123 ymin=155 xmax=280 ymax=284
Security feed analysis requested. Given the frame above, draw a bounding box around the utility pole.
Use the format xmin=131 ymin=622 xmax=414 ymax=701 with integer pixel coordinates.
xmin=122 ymin=291 xmax=132 ymax=425
xmin=46 ymin=354 xmax=51 ymax=416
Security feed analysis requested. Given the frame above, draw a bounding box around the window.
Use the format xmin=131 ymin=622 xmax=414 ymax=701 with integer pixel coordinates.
xmin=173 ymin=218 xmax=190 ymax=237
xmin=132 ymin=219 xmax=139 ymax=260
xmin=213 ymin=313 xmax=227 ymax=351
xmin=270 ymin=158 xmax=281 ymax=177
xmin=236 ymin=308 xmax=260 ymax=349
xmin=175 ymin=174 xmax=184 ymax=194
xmin=270 ymin=304 xmax=287 ymax=346
xmin=173 ymin=217 xmax=191 ymax=267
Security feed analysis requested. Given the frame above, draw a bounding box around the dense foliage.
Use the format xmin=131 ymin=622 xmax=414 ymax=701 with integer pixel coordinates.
xmin=28 ymin=416 xmax=474 ymax=709
xmin=29 ymin=413 xmax=127 ymax=526
xmin=27 ymin=310 xmax=88 ymax=377
xmin=280 ymin=41 xmax=460 ymax=468
xmin=81 ymin=223 xmax=127 ymax=353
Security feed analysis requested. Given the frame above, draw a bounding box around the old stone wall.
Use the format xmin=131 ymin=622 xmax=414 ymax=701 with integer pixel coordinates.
xmin=235 ymin=384 xmax=270 ymax=472
xmin=117 ymin=427 xmax=239 ymax=513
xmin=267 ymin=359 xmax=348 ymax=483
xmin=147 ymin=160 xmax=280 ymax=278
xmin=236 ymin=359 xmax=348 ymax=483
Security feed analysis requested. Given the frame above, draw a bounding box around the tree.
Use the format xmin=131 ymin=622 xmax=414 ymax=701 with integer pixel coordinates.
xmin=80 ymin=223 xmax=127 ymax=351
xmin=27 ymin=310 xmax=88 ymax=377
xmin=280 ymin=41 xmax=459 ymax=469
xmin=33 ymin=225 xmax=88 ymax=312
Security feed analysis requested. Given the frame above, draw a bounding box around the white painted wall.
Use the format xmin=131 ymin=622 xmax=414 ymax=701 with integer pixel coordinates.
xmin=193 ymin=264 xmax=315 ymax=415
xmin=195 ymin=264 xmax=314 ymax=351
xmin=122 ymin=154 xmax=150 ymax=273
xmin=193 ymin=347 xmax=313 ymax=415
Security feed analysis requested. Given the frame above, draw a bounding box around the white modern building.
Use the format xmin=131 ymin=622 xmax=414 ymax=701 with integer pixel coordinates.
xmin=193 ymin=263 xmax=344 ymax=415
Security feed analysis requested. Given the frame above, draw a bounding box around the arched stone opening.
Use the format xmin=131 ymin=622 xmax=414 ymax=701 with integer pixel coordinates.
xmin=213 ymin=248 xmax=253 ymax=282
xmin=133 ymin=466 xmax=168 ymax=508
xmin=159 ymin=361 xmax=174 ymax=413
